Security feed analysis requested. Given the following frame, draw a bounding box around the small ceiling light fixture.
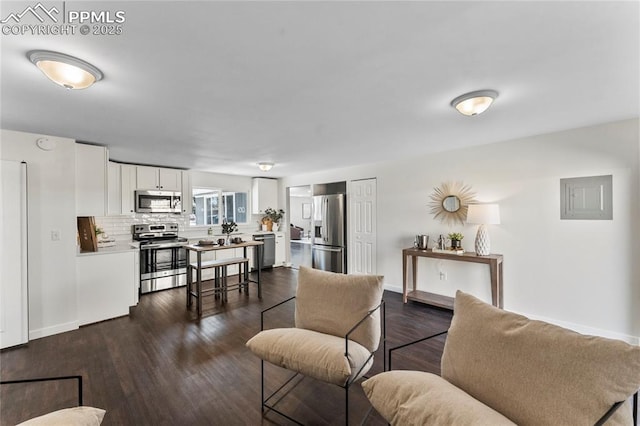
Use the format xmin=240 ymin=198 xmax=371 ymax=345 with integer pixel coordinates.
xmin=451 ymin=89 xmax=499 ymax=116
xmin=258 ymin=162 xmax=274 ymax=172
xmin=28 ymin=50 xmax=103 ymax=90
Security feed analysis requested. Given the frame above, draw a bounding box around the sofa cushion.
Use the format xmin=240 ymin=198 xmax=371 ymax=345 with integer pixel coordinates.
xmin=246 ymin=327 xmax=373 ymax=386
xmin=442 ymin=291 xmax=640 ymax=425
xmin=362 ymin=370 xmax=515 ymax=425
xmin=294 ymin=266 xmax=384 ymax=352
xmin=17 ymin=406 xmax=106 ymax=425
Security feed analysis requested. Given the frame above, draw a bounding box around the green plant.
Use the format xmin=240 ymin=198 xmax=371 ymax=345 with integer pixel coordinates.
xmin=221 ymin=220 xmax=237 ymax=235
xmin=448 ymin=232 xmax=464 ymax=241
xmin=95 ymin=227 xmax=104 ymax=236
xmin=263 ymin=208 xmax=285 ymax=224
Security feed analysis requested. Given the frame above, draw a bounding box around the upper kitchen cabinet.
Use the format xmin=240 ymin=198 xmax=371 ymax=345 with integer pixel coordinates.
xmin=181 ymin=170 xmax=192 ymax=215
xmin=136 ymin=166 xmax=181 ymax=191
xmin=107 ymin=161 xmax=121 ymax=215
xmin=76 ymin=143 xmax=107 ymax=217
xmin=107 ymin=162 xmax=137 ymax=215
xmin=252 ymin=178 xmax=278 ymax=214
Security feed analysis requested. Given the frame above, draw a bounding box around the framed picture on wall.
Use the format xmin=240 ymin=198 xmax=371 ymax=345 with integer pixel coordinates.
xmin=302 ymin=203 xmax=311 ymax=219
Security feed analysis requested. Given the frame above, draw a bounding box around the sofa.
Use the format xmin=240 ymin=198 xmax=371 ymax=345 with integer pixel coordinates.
xmin=362 ymin=291 xmax=640 ymax=425
xmin=290 ymin=224 xmax=304 ymax=240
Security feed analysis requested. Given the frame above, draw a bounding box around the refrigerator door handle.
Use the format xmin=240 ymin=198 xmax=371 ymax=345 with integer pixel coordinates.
xmin=313 ymin=245 xmax=342 ymax=253
xmin=323 ymin=197 xmax=329 ymax=243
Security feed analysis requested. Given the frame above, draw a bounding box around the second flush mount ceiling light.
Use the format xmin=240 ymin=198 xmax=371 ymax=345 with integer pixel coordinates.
xmin=451 ymin=89 xmax=499 ymax=116
xmin=28 ymin=50 xmax=103 ymax=90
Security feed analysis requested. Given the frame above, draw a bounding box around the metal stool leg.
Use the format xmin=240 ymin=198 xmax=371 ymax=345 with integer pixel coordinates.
xmin=222 ymin=265 xmax=228 ymax=302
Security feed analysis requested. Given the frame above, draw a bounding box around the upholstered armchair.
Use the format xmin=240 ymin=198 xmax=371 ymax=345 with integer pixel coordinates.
xmin=246 ymin=266 xmax=385 ymax=425
xmin=363 ymin=291 xmax=640 ymax=425
xmin=290 ymin=223 xmax=303 ymax=240
xmin=0 ymin=376 xmax=106 ymax=425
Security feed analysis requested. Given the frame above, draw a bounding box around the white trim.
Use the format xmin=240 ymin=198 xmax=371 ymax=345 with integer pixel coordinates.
xmin=383 ymin=283 xmax=639 ymax=345
xmin=29 ymin=321 xmax=78 ymax=340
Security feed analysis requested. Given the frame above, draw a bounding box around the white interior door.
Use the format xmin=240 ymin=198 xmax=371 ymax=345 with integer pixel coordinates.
xmin=1 ymin=160 xmax=29 ymax=349
xmin=349 ymin=178 xmax=377 ymax=274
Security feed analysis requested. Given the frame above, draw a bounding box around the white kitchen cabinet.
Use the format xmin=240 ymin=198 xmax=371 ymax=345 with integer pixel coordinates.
xmin=121 ymin=164 xmax=137 ymax=214
xmin=76 ymin=251 xmax=138 ymax=326
xmin=252 ymin=178 xmax=278 ymax=214
xmin=107 ymin=162 xmax=137 ymax=215
xmin=181 ymin=170 xmax=192 ymax=215
xmin=275 ymin=231 xmax=285 ymax=267
xmin=76 ymin=143 xmax=107 ymax=216
xmin=136 ymin=165 xmax=181 ymax=191
xmin=107 ymin=161 xmax=121 ymax=215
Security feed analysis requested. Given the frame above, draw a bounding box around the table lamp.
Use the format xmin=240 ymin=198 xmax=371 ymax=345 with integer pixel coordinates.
xmin=466 ymin=204 xmax=500 ymax=256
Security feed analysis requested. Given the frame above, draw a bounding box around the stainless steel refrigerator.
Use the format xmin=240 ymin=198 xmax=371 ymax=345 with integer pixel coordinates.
xmin=312 ymin=194 xmax=346 ymax=273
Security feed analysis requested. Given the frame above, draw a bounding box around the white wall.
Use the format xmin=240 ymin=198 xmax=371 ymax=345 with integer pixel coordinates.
xmin=1 ymin=129 xmax=79 ymax=339
xmin=282 ymin=119 xmax=640 ymax=343
xmin=289 ymin=195 xmax=312 ymax=231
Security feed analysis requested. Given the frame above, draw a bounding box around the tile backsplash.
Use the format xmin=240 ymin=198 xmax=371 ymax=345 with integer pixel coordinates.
xmin=93 ymin=214 xmax=271 ymax=241
xmin=94 ymin=214 xmax=190 ymax=242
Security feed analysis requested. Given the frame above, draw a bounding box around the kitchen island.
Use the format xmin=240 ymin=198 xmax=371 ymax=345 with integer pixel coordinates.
xmin=185 ymin=240 xmax=264 ymax=304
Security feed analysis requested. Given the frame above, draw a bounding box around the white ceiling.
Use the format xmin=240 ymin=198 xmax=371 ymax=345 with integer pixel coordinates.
xmin=1 ymin=1 xmax=638 ymax=177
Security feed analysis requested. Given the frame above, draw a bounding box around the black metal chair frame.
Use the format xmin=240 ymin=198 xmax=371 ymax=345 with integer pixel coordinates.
xmin=0 ymin=375 xmax=84 ymax=417
xmin=388 ymin=331 xmax=639 ymax=426
xmin=259 ymin=296 xmax=386 ymax=425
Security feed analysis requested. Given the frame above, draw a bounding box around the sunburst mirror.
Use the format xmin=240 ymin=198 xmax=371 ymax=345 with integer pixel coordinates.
xmin=429 ymin=181 xmax=476 ymax=226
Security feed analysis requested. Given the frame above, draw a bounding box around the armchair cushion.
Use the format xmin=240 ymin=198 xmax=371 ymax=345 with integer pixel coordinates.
xmin=442 ymin=291 xmax=640 ymax=425
xmin=294 ymin=267 xmax=384 ymax=352
xmin=17 ymin=407 xmax=106 ymax=426
xmin=246 ymin=327 xmax=373 ymax=386
xmin=362 ymin=370 xmax=515 ymax=426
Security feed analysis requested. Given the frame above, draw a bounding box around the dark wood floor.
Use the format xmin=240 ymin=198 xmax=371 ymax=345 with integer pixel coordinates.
xmin=1 ymin=268 xmax=452 ymax=425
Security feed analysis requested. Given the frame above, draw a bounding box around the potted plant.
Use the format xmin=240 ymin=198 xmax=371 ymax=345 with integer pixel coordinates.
xmin=262 ymin=208 xmax=284 ymax=231
xmin=448 ymin=232 xmax=464 ymax=249
xmin=221 ymin=220 xmax=237 ymax=245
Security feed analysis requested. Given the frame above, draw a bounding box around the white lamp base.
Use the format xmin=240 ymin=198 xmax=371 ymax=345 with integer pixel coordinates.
xmin=475 ymin=224 xmax=491 ymax=256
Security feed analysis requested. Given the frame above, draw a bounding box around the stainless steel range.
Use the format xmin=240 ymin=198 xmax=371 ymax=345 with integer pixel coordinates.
xmin=133 ymin=223 xmax=188 ymax=294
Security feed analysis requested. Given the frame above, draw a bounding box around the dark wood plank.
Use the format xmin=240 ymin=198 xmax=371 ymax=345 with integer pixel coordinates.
xmin=1 ymin=268 xmax=452 ymax=425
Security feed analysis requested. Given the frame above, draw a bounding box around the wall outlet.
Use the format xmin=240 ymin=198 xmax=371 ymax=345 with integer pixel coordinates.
xmin=51 ymin=230 xmax=60 ymax=241
xmin=439 ymin=272 xmax=447 ymax=281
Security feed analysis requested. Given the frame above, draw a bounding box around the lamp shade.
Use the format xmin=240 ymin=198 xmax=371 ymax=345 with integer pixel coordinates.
xmin=466 ymin=204 xmax=500 ymax=225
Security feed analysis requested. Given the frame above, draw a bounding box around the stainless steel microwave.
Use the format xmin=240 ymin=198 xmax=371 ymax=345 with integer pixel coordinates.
xmin=135 ymin=190 xmax=182 ymax=214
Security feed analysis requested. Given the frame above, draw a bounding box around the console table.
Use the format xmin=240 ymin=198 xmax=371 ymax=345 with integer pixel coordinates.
xmin=402 ymin=248 xmax=503 ymax=309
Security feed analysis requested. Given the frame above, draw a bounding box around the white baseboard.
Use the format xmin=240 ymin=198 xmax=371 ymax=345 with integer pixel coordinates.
xmin=29 ymin=321 xmax=78 ymax=341
xmin=382 ymin=284 xmax=639 ymax=345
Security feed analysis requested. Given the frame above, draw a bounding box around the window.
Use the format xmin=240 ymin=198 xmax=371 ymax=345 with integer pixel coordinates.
xmin=191 ymin=187 xmax=248 ymax=226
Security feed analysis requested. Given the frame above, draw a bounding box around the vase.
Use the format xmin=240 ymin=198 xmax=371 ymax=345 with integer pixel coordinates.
xmin=451 ymin=239 xmax=462 ymax=249
xmin=272 ymin=223 xmax=279 ymax=232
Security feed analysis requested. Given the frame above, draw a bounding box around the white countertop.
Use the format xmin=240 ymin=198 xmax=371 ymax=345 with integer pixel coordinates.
xmin=77 ymin=242 xmax=139 ymax=257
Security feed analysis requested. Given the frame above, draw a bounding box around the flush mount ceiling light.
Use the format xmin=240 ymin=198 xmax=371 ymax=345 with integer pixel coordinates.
xmin=451 ymin=90 xmax=499 ymax=116
xmin=258 ymin=162 xmax=274 ymax=172
xmin=28 ymin=50 xmax=103 ymax=90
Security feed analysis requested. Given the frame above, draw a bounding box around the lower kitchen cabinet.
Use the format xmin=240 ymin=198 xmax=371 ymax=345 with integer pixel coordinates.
xmin=275 ymin=231 xmax=285 ymax=266
xmin=76 ymin=250 xmax=138 ymax=326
